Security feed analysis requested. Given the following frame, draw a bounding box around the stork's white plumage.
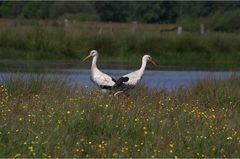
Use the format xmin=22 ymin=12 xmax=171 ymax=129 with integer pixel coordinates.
xmin=112 ymin=55 xmax=158 ymax=95
xmin=82 ymin=50 xmax=116 ymax=91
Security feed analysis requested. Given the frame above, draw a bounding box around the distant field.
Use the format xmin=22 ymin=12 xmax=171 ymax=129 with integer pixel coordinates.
xmin=0 ymin=18 xmax=177 ymax=31
xmin=0 ymin=19 xmax=240 ymax=69
xmin=0 ymin=76 xmax=240 ymax=157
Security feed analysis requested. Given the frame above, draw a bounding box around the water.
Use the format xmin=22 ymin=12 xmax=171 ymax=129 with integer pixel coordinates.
xmin=0 ymin=68 xmax=239 ymax=90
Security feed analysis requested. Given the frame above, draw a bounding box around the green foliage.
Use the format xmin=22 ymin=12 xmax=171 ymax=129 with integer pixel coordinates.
xmin=0 ymin=25 xmax=240 ymax=69
xmin=0 ymin=1 xmax=25 ymax=18
xmin=94 ymin=1 xmax=178 ymax=23
xmin=0 ymin=76 xmax=240 ymax=157
xmin=178 ymin=9 xmax=240 ymax=32
xmin=0 ymin=1 xmax=240 ymax=30
xmin=207 ymin=10 xmax=240 ymax=32
xmin=49 ymin=2 xmax=99 ymax=21
xmin=179 ymin=1 xmax=240 ymax=18
xmin=21 ymin=1 xmax=53 ymax=19
xmin=94 ymin=2 xmax=130 ymax=22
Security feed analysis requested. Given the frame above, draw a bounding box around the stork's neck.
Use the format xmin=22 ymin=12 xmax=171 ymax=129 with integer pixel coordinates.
xmin=91 ymin=55 xmax=98 ymax=71
xmin=139 ymin=58 xmax=147 ymax=74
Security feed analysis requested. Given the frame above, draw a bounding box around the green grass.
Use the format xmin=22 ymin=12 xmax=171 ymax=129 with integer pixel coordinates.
xmin=0 ymin=76 xmax=240 ymax=157
xmin=0 ymin=24 xmax=240 ymax=69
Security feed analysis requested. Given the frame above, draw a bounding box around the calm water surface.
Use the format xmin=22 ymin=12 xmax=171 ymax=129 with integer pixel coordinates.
xmin=0 ymin=68 xmax=239 ymax=90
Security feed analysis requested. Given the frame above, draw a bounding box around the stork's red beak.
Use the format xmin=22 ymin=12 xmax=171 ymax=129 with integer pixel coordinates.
xmin=81 ymin=54 xmax=91 ymax=62
xmin=149 ymin=59 xmax=159 ymax=67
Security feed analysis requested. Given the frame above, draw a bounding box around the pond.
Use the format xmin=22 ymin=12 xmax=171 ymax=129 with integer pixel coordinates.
xmin=0 ymin=65 xmax=239 ymax=90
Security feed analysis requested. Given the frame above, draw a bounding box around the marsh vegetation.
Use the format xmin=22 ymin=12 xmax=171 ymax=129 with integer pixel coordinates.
xmin=0 ymin=76 xmax=239 ymax=157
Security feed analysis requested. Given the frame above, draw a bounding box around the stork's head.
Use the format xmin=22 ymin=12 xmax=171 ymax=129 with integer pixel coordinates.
xmin=143 ymin=54 xmax=158 ymax=67
xmin=90 ymin=50 xmax=98 ymax=57
xmin=81 ymin=50 xmax=98 ymax=62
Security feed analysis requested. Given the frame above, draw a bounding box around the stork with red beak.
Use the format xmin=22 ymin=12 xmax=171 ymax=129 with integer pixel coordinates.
xmin=81 ymin=50 xmax=116 ymax=91
xmin=112 ymin=54 xmax=158 ymax=95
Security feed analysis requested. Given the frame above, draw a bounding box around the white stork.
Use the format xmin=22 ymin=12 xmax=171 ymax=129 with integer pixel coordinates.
xmin=81 ymin=50 xmax=116 ymax=91
xmin=112 ymin=54 xmax=158 ymax=95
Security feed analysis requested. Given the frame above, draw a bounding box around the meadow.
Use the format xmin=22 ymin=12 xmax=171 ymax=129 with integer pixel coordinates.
xmin=0 ymin=20 xmax=240 ymax=69
xmin=0 ymin=76 xmax=240 ymax=158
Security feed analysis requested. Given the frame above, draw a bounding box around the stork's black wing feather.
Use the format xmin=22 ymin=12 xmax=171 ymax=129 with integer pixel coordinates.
xmin=100 ymin=85 xmax=112 ymax=89
xmin=112 ymin=77 xmax=129 ymax=89
xmin=112 ymin=78 xmax=117 ymax=83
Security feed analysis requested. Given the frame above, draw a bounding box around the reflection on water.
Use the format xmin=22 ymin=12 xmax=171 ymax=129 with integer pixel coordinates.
xmin=0 ymin=68 xmax=239 ymax=90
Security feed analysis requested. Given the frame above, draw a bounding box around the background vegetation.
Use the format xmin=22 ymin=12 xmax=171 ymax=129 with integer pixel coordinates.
xmin=0 ymin=24 xmax=240 ymax=69
xmin=0 ymin=76 xmax=240 ymax=157
xmin=0 ymin=1 xmax=240 ymax=69
xmin=0 ymin=1 xmax=240 ymax=31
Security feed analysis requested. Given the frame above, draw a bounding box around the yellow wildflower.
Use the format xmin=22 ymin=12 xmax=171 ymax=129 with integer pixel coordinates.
xmin=14 ymin=153 xmax=21 ymax=158
xmin=28 ymin=146 xmax=34 ymax=152
xmin=227 ymin=136 xmax=233 ymax=140
xmin=169 ymin=143 xmax=174 ymax=148
xmin=112 ymin=152 xmax=118 ymax=157
xmin=98 ymin=144 xmax=103 ymax=149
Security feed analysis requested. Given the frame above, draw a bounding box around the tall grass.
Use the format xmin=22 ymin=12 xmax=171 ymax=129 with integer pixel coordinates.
xmin=0 ymin=24 xmax=240 ymax=69
xmin=0 ymin=76 xmax=240 ymax=157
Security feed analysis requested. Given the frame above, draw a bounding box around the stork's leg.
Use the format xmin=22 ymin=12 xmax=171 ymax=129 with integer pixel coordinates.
xmin=113 ymin=90 xmax=124 ymax=96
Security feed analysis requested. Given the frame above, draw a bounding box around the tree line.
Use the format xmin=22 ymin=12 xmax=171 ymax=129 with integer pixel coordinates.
xmin=0 ymin=1 xmax=240 ymax=31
